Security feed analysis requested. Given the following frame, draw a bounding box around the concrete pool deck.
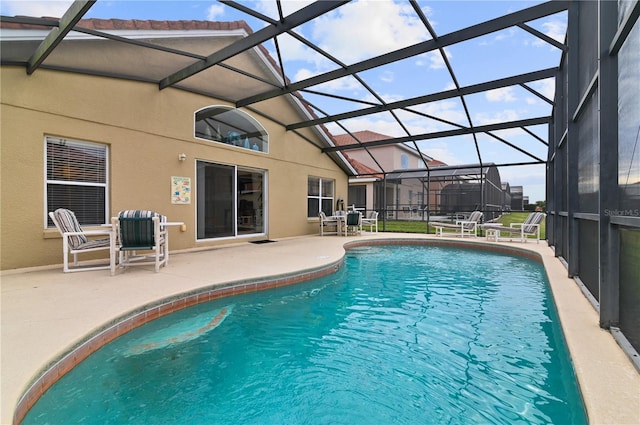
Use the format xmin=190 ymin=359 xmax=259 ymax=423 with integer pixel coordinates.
xmin=1 ymin=233 xmax=639 ymax=424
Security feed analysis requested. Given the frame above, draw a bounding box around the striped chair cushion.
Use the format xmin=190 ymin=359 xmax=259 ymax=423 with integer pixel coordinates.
xmin=118 ymin=210 xmax=165 ymax=250
xmin=522 ymin=212 xmax=544 ymax=234
xmin=462 ymin=211 xmax=482 ymax=230
xmin=76 ymin=238 xmax=111 ymax=250
xmin=53 ymin=208 xmax=88 ymax=249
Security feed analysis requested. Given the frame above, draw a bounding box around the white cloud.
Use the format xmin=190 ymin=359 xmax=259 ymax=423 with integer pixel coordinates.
xmin=419 ymin=146 xmax=461 ymax=165
xmin=311 ymin=0 xmax=426 ymax=64
xmin=499 ymin=165 xmax=547 ymax=202
xmin=362 ymin=92 xmax=403 ymax=104
xmin=473 ymin=109 xmax=522 ymax=137
xmin=540 ymin=19 xmax=567 ymax=43
xmin=253 ymin=1 xmax=327 ymax=67
xmin=206 ymin=4 xmax=225 ymax=21
xmin=277 ymin=0 xmax=432 ymax=92
xmin=269 ymin=33 xmax=331 ymax=69
xmin=443 ymin=82 xmax=457 ymax=91
xmin=517 ymin=78 xmax=555 ymax=106
xmin=326 ymin=98 xmax=468 ymax=144
xmin=380 ymin=71 xmax=394 ymax=83
xmin=1 ymin=0 xmax=73 ymax=17
xmin=494 ymin=28 xmax=516 ymax=42
xmin=475 ymin=109 xmax=520 ymax=126
xmin=418 ymin=136 xmax=480 ymax=164
xmin=420 ymin=5 xmax=433 ymax=18
xmin=478 ymin=28 xmax=516 ymax=46
xmin=295 ymin=68 xmax=362 ymax=92
xmin=486 ymin=87 xmax=517 ymax=103
xmin=529 ymin=19 xmax=567 ymax=47
xmin=413 ymin=100 xmax=467 ymax=126
xmin=253 ymin=0 xmax=313 ymax=19
xmin=416 ymin=48 xmax=452 ymax=70
xmin=521 ymin=78 xmax=555 ymax=105
xmin=531 ymin=78 xmax=555 ymax=100
xmin=428 ymin=50 xmax=446 ymax=70
xmin=294 ymin=67 xmax=318 ymax=82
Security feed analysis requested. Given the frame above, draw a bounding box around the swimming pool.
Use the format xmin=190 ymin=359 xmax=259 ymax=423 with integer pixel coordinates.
xmin=21 ymin=245 xmax=587 ymax=424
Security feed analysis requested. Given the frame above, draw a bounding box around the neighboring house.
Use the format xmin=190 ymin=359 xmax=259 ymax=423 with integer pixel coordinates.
xmin=436 ymin=164 xmax=504 ymax=220
xmin=0 ymin=19 xmax=353 ymax=270
xmin=335 ymin=131 xmax=514 ymax=220
xmin=344 ymin=153 xmax=383 ymax=214
xmin=502 ymin=183 xmax=512 ymax=212
xmin=510 ymin=186 xmax=525 ymax=211
xmin=334 ymin=131 xmax=444 ymax=216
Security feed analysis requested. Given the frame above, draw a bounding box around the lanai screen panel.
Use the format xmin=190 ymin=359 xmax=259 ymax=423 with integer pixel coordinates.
xmin=617 ymin=2 xmax=640 ymax=357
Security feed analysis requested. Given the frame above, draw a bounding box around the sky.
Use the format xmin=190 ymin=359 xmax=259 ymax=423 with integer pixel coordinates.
xmin=0 ymin=0 xmax=567 ymax=202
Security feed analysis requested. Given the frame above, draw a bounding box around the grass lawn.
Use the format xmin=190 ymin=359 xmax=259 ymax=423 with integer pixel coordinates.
xmin=377 ymin=211 xmax=546 ymax=240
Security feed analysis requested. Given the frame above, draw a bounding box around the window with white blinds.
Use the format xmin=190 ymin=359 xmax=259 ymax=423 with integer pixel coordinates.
xmin=45 ymin=137 xmax=108 ymax=226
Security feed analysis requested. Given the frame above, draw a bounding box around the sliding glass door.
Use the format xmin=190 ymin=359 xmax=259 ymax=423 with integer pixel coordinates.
xmin=237 ymin=169 xmax=264 ymax=235
xmin=197 ymin=161 xmax=265 ymax=240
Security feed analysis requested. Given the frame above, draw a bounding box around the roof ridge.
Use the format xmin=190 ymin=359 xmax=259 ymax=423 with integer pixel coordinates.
xmin=0 ymin=17 xmax=254 ymax=34
xmin=77 ymin=18 xmax=253 ymax=32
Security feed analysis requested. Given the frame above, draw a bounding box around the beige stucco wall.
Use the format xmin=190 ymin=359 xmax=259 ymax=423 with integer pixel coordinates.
xmin=347 ymin=144 xmax=425 ymax=172
xmin=0 ymin=67 xmax=348 ymax=271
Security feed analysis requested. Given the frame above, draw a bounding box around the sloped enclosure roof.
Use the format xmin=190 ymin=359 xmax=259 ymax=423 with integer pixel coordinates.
xmin=0 ymin=0 xmax=569 ymax=197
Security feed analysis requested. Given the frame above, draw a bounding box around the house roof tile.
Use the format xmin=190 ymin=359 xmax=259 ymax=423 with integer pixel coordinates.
xmin=0 ymin=17 xmax=253 ymax=33
xmin=342 ymin=153 xmax=383 ymax=178
xmin=333 ymin=130 xmax=392 ymax=146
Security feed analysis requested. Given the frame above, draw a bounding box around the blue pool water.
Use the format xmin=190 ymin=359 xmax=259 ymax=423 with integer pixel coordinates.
xmin=23 ymin=245 xmax=587 ymax=424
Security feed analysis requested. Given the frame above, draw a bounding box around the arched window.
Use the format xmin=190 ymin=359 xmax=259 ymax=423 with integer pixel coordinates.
xmin=195 ymin=106 xmax=268 ymax=153
xmin=400 ymin=153 xmax=409 ymax=169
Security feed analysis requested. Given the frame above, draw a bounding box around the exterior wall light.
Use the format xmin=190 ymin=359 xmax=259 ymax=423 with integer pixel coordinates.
xmin=178 ymin=153 xmax=187 ymax=161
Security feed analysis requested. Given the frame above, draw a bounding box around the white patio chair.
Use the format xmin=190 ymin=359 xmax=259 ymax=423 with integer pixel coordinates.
xmin=49 ymin=208 xmax=115 ymax=273
xmin=361 ymin=211 xmax=379 ymax=233
xmin=319 ymin=211 xmax=340 ymax=236
xmin=345 ymin=211 xmax=362 ymax=236
xmin=111 ymin=210 xmax=167 ymax=275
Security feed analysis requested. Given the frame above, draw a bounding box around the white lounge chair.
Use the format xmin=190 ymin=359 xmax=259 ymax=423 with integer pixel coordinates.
xmin=361 ymin=211 xmax=379 ymax=233
xmin=111 ymin=210 xmax=167 ymax=275
xmin=482 ymin=212 xmax=545 ymax=243
xmin=49 ymin=208 xmax=115 ymax=272
xmin=431 ymin=211 xmax=483 ymax=238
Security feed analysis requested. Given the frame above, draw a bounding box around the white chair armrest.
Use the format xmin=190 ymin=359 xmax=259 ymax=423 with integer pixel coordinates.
xmin=63 ymin=229 xmax=112 ymax=236
xmin=511 ymin=223 xmax=540 ymax=229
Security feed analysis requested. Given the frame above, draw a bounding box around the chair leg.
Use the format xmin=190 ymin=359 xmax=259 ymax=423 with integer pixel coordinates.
xmin=155 ymin=244 xmax=160 ymax=272
xmin=163 ymin=233 xmax=169 ymax=266
xmin=62 ymin=236 xmax=70 ymax=272
xmin=110 ymin=238 xmax=117 ymax=276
